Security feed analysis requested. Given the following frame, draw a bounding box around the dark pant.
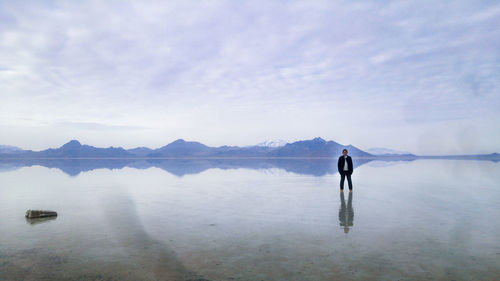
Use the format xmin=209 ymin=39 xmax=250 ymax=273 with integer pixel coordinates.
xmin=340 ymin=171 xmax=353 ymax=190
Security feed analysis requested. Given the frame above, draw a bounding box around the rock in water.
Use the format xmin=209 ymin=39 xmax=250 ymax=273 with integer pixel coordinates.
xmin=25 ymin=210 xmax=58 ymax=218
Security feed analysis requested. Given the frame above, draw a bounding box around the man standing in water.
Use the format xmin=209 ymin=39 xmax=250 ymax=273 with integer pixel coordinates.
xmin=337 ymin=149 xmax=353 ymax=192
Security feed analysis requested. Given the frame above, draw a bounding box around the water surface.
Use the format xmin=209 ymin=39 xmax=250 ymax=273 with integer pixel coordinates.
xmin=0 ymin=159 xmax=499 ymax=280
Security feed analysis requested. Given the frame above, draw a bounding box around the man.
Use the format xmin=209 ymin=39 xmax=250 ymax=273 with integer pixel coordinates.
xmin=337 ymin=149 xmax=353 ymax=192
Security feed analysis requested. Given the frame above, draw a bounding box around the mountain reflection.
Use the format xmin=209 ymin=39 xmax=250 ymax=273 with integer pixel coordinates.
xmin=0 ymin=158 xmax=376 ymax=177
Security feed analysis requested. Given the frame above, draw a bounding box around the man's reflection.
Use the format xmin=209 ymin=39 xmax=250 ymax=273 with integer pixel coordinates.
xmin=339 ymin=191 xmax=354 ymax=233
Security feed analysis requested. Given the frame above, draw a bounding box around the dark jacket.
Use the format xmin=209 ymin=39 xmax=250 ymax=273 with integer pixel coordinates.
xmin=338 ymin=155 xmax=353 ymax=174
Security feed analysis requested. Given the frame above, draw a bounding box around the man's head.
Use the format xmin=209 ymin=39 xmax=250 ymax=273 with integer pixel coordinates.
xmin=342 ymin=149 xmax=348 ymax=156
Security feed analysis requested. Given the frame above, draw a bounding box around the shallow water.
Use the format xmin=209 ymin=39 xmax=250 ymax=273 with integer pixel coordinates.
xmin=0 ymin=159 xmax=499 ymax=280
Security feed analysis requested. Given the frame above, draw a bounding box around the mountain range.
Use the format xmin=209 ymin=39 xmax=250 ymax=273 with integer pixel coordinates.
xmin=0 ymin=138 xmax=498 ymax=160
xmin=0 ymin=138 xmax=372 ymax=158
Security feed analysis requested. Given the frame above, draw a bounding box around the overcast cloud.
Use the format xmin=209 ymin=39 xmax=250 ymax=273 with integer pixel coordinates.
xmin=0 ymin=0 xmax=499 ymax=155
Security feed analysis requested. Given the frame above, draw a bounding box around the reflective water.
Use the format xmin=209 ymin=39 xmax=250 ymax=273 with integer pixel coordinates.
xmin=0 ymin=159 xmax=499 ymax=280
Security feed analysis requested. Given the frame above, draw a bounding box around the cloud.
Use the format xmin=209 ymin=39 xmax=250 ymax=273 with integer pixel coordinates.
xmin=0 ymin=0 xmax=499 ymax=154
xmin=56 ymin=121 xmax=152 ymax=131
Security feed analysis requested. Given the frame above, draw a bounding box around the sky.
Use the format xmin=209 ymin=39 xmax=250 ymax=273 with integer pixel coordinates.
xmin=0 ymin=0 xmax=499 ymax=155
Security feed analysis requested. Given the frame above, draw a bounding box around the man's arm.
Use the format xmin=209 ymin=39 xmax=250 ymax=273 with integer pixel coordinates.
xmin=337 ymin=157 xmax=342 ymax=173
xmin=348 ymin=157 xmax=354 ymax=174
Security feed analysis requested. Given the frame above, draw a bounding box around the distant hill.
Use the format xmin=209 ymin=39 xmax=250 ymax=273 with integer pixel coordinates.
xmin=269 ymin=137 xmax=372 ymax=157
xmin=0 ymin=145 xmax=24 ymax=154
xmin=127 ymin=147 xmax=153 ymax=157
xmin=209 ymin=145 xmax=274 ymax=157
xmin=147 ymin=139 xmax=212 ymax=157
xmin=39 ymin=140 xmax=132 ymax=158
xmin=4 ymin=140 xmax=132 ymax=158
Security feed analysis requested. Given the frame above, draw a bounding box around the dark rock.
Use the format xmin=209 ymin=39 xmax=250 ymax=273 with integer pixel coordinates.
xmin=25 ymin=210 xmax=58 ymax=218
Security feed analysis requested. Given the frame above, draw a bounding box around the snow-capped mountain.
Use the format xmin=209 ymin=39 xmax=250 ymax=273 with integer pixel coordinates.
xmin=256 ymin=139 xmax=288 ymax=147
